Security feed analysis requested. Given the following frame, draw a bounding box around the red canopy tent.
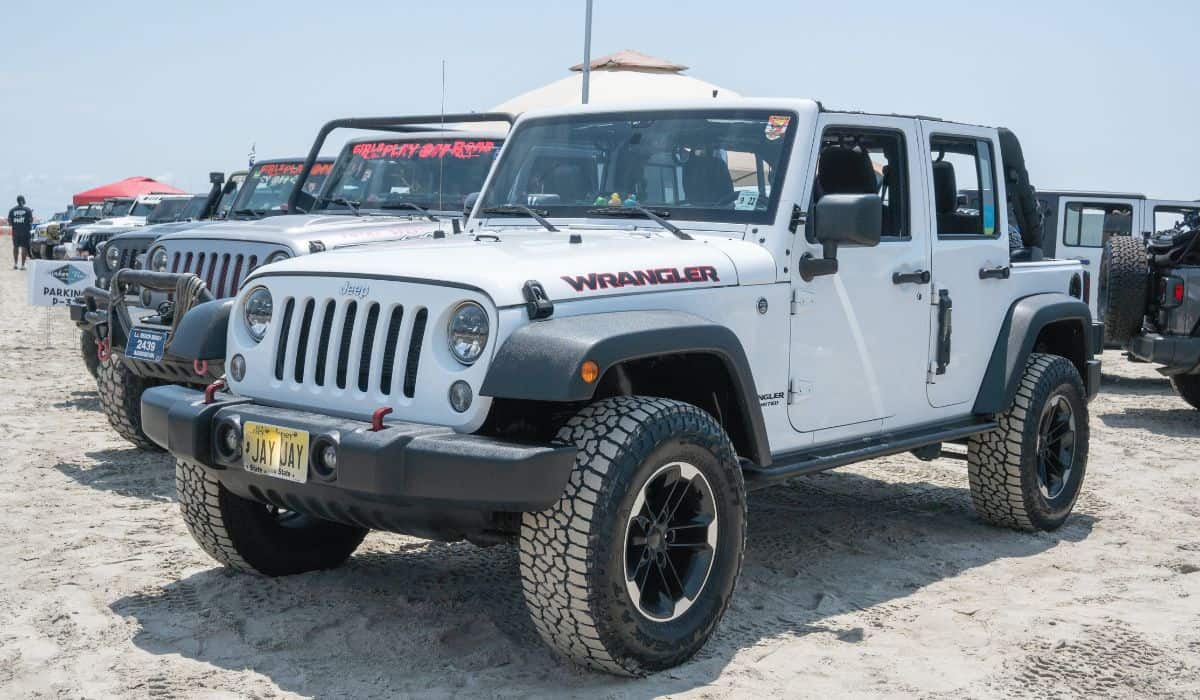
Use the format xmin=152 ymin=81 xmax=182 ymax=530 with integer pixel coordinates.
xmin=72 ymin=176 xmax=184 ymax=206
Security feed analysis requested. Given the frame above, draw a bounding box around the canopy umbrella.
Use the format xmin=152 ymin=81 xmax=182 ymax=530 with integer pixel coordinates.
xmin=72 ymin=176 xmax=184 ymax=206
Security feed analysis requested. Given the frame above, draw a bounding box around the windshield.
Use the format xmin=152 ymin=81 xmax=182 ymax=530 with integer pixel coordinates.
xmin=230 ymin=161 xmax=330 ymax=214
xmin=131 ymin=200 xmax=157 ymax=217
xmin=315 ymin=137 xmax=500 ymax=214
xmin=103 ymin=200 xmax=133 ymax=217
xmin=217 ymin=173 xmax=246 ymax=217
xmin=181 ymin=195 xmax=208 ymax=219
xmin=480 ymin=110 xmax=796 ymax=225
xmin=146 ymin=198 xmax=187 ymax=223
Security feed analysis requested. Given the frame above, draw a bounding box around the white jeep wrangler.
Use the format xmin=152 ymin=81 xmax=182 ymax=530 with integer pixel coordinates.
xmin=142 ymin=100 xmax=1101 ymax=675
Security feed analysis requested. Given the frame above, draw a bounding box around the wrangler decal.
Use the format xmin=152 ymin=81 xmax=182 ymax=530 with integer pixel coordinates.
xmin=561 ymin=266 xmax=719 ymax=292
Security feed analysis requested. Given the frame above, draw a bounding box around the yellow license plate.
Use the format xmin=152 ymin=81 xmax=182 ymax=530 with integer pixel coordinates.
xmin=242 ymin=422 xmax=310 ymax=483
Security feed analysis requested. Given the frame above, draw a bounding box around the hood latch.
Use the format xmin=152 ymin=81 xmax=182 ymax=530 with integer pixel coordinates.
xmin=522 ymin=280 xmax=554 ymax=320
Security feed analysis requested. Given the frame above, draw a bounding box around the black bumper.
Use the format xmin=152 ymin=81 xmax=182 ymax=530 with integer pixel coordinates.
xmin=1128 ymin=333 xmax=1200 ymax=375
xmin=141 ymin=385 xmax=576 ymax=514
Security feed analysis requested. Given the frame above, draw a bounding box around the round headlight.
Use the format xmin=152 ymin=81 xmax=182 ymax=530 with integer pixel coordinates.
xmin=243 ymin=286 xmax=273 ymax=342
xmin=264 ymin=250 xmax=290 ymax=265
xmin=447 ymin=301 xmax=489 ymax=365
xmin=149 ymin=247 xmax=169 ymax=272
xmin=104 ymin=243 xmax=121 ymax=270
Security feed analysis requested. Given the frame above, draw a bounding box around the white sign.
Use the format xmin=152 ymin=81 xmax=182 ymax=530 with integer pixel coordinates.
xmin=26 ymin=260 xmax=96 ymax=307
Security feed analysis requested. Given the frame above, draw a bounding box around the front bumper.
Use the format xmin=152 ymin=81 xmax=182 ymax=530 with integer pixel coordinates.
xmin=141 ymin=385 xmax=576 ymax=516
xmin=1128 ymin=333 xmax=1200 ymax=376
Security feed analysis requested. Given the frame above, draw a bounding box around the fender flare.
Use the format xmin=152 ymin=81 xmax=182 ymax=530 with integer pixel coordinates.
xmin=480 ymin=310 xmax=771 ymax=465
xmin=169 ymin=299 xmax=233 ymax=362
xmin=973 ymin=293 xmax=1094 ymax=414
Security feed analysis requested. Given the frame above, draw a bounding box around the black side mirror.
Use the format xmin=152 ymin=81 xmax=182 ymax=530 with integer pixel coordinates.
xmin=463 ymin=192 xmax=480 ymax=217
xmin=799 ymin=194 xmax=882 ymax=280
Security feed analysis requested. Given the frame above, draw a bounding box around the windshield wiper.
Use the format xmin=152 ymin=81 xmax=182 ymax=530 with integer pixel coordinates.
xmin=315 ymin=196 xmax=361 ymax=216
xmin=230 ymin=208 xmax=264 ymax=217
xmin=380 ymin=201 xmax=438 ymax=221
xmin=481 ymin=205 xmax=559 ymax=232
xmin=586 ymin=206 xmax=692 ymax=240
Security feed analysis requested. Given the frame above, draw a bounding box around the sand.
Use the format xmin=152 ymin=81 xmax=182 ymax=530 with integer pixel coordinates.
xmin=1 ymin=266 xmax=1198 ymax=698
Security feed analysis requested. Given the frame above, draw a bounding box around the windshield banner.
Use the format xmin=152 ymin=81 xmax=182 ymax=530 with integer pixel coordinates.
xmin=26 ymin=260 xmax=96 ymax=308
xmin=255 ymin=162 xmax=331 ymax=178
xmin=351 ymin=140 xmax=497 ymax=161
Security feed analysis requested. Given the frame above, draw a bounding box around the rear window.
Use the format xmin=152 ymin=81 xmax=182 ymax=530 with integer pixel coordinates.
xmin=1063 ymin=202 xmax=1132 ymax=247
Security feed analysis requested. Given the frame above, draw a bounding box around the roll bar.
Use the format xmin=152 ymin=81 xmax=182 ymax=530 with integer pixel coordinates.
xmin=286 ymin=112 xmax=515 ymax=212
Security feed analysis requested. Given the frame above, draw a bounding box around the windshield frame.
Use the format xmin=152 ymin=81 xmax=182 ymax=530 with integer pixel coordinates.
xmin=478 ymin=108 xmax=800 ymax=227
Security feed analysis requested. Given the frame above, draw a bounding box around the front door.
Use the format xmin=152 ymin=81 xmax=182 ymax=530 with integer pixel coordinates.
xmin=921 ymin=122 xmax=1013 ymax=409
xmin=788 ymin=114 xmax=933 ymax=440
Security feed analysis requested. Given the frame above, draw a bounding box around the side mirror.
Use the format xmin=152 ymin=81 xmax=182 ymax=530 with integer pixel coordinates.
xmin=800 ymin=194 xmax=882 ymax=280
xmin=463 ymin=192 xmax=480 ymax=217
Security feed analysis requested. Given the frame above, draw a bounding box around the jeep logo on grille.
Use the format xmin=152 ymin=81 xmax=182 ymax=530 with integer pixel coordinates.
xmin=339 ymin=281 xmax=370 ymax=299
xmin=51 ymin=265 xmax=87 ymax=286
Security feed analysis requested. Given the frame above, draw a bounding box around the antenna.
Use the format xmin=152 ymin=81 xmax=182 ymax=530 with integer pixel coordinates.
xmin=439 ymin=59 xmax=446 ymax=215
xmin=581 ymin=0 xmax=594 ymax=104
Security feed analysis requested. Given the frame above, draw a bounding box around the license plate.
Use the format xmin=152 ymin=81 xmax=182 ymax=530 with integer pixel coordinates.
xmin=242 ymin=422 xmax=310 ymax=483
xmin=125 ymin=327 xmax=169 ymax=362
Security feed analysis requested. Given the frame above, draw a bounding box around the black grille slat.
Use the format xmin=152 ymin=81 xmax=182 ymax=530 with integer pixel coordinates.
xmin=379 ymin=306 xmax=404 ymax=394
xmin=403 ymin=308 xmax=427 ymax=398
xmin=274 ymin=298 xmax=295 ymax=380
xmin=335 ymin=302 xmax=358 ymax=390
xmin=357 ymin=303 xmax=381 ymax=392
xmin=314 ymin=300 xmax=336 ymax=387
xmin=293 ymin=299 xmax=316 ymax=383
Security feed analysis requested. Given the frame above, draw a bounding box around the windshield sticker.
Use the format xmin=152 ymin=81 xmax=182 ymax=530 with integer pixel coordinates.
xmin=350 ymin=140 xmax=497 ymax=161
xmin=256 ymin=162 xmax=304 ymax=177
xmin=734 ymin=190 xmax=759 ymax=211
xmin=311 ymin=162 xmax=332 ymax=176
xmin=765 ymin=115 xmax=791 ymax=141
xmin=561 ymin=266 xmax=720 ymax=292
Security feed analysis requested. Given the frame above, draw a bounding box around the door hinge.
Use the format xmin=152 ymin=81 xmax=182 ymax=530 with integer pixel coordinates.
xmin=788 ymin=379 xmax=813 ymax=404
xmin=790 ymin=289 xmax=814 ymax=315
xmin=927 ymin=362 xmax=938 ymax=384
xmin=788 ymin=204 xmax=807 ymax=234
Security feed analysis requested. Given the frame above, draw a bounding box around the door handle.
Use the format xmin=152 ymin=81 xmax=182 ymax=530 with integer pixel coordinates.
xmin=892 ymin=269 xmax=930 ymax=285
xmin=979 ymin=265 xmax=1011 ymax=280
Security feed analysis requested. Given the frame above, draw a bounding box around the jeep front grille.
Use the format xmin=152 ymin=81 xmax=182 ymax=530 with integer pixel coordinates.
xmin=118 ymin=245 xmax=147 ymax=270
xmin=170 ymin=251 xmax=259 ymax=299
xmin=271 ymin=296 xmax=427 ymax=396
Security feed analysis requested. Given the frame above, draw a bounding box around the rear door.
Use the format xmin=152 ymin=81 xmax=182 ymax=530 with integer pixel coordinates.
xmin=1056 ymin=196 xmax=1140 ymax=316
xmin=787 ymin=114 xmax=934 ymax=439
xmin=920 ymin=121 xmax=1012 ymax=410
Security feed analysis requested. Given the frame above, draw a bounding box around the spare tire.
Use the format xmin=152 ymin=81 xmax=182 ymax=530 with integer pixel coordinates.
xmin=1099 ymin=235 xmax=1149 ymax=348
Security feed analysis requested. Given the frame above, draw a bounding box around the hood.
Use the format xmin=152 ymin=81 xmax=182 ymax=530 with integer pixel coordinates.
xmin=152 ymin=213 xmax=450 ymax=253
xmin=251 ymin=227 xmax=778 ymax=307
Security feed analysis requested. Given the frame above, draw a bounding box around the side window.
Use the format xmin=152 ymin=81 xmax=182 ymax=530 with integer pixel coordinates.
xmin=1154 ymin=206 xmax=1199 ymax=233
xmin=810 ymin=127 xmax=908 ymax=240
xmin=1063 ymin=202 xmax=1132 ymax=247
xmin=930 ymin=136 xmax=998 ymax=237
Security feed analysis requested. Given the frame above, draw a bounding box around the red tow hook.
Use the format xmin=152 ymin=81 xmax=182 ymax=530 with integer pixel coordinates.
xmin=204 ymin=379 xmax=226 ymax=405
xmin=95 ymin=337 xmax=110 ymax=362
xmin=370 ymin=406 xmax=393 ymax=432
xmin=194 ymin=359 xmax=208 ymax=376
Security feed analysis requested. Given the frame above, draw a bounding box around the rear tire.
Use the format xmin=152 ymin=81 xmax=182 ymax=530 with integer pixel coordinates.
xmin=80 ymin=330 xmax=100 ymax=379
xmin=176 ymin=460 xmax=368 ymax=576
xmin=1171 ymin=374 xmax=1200 ymax=410
xmin=968 ymin=353 xmax=1089 ymax=531
xmin=519 ymin=396 xmax=747 ymax=676
xmin=1099 ymin=235 xmax=1149 ymax=347
xmin=97 ymin=357 xmax=163 ymax=451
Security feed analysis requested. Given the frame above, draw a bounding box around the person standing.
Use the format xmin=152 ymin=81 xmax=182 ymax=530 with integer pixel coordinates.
xmin=7 ymin=195 xmax=33 ymax=270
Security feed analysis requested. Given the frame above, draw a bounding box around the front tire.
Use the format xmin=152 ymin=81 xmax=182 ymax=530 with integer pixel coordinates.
xmin=519 ymin=396 xmax=747 ymax=676
xmin=80 ymin=329 xmax=100 ymax=378
xmin=176 ymin=460 xmax=368 ymax=576
xmin=968 ymin=354 xmax=1089 ymax=531
xmin=1171 ymin=374 xmax=1200 ymax=410
xmin=97 ymin=358 xmax=163 ymax=451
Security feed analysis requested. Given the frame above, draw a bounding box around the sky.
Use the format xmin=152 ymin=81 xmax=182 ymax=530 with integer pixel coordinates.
xmin=2 ymin=0 xmax=1197 ymax=215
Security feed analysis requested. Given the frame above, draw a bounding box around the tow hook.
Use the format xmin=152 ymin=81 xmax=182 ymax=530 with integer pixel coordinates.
xmin=194 ymin=359 xmax=209 ymax=376
xmin=204 ymin=379 xmax=226 ymax=405
xmin=370 ymin=406 xmax=393 ymax=432
xmin=95 ymin=337 xmax=110 ymax=362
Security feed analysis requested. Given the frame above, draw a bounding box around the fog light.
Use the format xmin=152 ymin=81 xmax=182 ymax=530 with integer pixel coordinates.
xmin=448 ymin=380 xmax=473 ymax=413
xmin=229 ymin=354 xmax=246 ymax=382
xmin=216 ymin=422 xmax=241 ymax=459
xmin=312 ymin=439 xmax=338 ymax=479
xmin=320 ymin=444 xmax=337 ymax=471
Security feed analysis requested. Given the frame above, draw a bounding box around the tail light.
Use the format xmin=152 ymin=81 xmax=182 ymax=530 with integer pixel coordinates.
xmin=1160 ymin=276 xmax=1185 ymax=308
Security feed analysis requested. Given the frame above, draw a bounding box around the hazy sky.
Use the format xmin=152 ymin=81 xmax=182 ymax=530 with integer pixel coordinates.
xmin=2 ymin=0 xmax=1197 ymax=214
